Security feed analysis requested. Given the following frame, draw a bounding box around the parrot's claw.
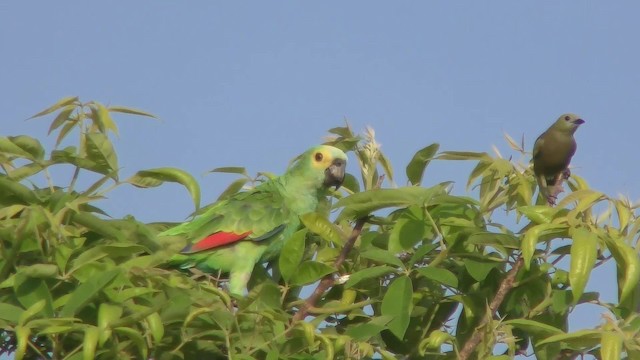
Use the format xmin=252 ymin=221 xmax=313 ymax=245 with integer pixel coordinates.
xmin=546 ymin=194 xmax=557 ymax=206
xmin=562 ymin=168 xmax=571 ymax=180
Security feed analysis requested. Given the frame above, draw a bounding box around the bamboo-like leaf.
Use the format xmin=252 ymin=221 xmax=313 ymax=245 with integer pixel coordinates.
xmin=209 ymin=167 xmax=249 ymax=176
xmin=335 ymin=183 xmax=451 ymax=221
xmin=127 ymin=167 xmax=200 ymax=210
xmin=108 ymin=105 xmax=157 ymax=118
xmin=568 ymin=228 xmax=598 ymax=303
xmin=60 ymin=268 xmax=120 ymax=317
xmin=28 ymin=96 xmax=79 ymax=119
xmin=48 ymin=105 xmax=76 ymax=134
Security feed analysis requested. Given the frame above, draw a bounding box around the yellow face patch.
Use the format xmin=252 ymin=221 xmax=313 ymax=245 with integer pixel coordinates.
xmin=309 ymin=147 xmax=336 ymax=170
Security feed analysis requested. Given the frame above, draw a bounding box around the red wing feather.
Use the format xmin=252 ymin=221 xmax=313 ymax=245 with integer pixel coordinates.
xmin=182 ymin=231 xmax=252 ymax=253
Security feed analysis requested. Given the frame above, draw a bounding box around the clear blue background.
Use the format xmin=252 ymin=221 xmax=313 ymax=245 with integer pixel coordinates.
xmin=2 ymin=1 xmax=638 ymax=354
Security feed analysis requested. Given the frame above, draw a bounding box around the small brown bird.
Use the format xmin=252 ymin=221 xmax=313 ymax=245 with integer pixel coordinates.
xmin=532 ymin=113 xmax=585 ymax=205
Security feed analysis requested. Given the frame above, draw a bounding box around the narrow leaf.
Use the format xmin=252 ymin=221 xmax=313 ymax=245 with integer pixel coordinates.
xmin=569 ymin=228 xmax=598 ymax=303
xmin=60 ymin=268 xmax=120 ymax=317
xmin=127 ymin=167 xmax=200 ymax=210
xmin=108 ymin=105 xmax=157 ymax=118
xmin=28 ymin=96 xmax=79 ymax=119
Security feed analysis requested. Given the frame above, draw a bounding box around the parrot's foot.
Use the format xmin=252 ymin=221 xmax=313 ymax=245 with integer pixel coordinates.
xmin=562 ymin=168 xmax=571 ymax=180
xmin=546 ymin=194 xmax=557 ymax=206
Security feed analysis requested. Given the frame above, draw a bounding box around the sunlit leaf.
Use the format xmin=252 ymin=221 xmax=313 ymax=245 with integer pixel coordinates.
xmin=127 ymin=167 xmax=200 ymax=210
xmin=568 ymin=228 xmax=598 ymax=303
xmin=406 ymin=143 xmax=439 ymax=185
xmin=28 ymin=96 xmax=79 ymax=119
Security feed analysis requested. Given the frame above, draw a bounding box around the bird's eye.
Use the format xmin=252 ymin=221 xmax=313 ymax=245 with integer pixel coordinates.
xmin=564 ymin=116 xmax=571 ymax=121
xmin=314 ymin=152 xmax=323 ymax=162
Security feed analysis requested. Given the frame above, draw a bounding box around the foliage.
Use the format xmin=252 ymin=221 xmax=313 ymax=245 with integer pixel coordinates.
xmin=1 ymin=98 xmax=639 ymax=359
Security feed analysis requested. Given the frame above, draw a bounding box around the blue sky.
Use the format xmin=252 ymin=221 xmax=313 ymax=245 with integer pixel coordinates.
xmin=2 ymin=1 xmax=639 ymax=350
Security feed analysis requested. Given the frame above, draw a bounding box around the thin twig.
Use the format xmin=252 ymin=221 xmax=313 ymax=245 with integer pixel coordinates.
xmin=458 ymin=256 xmax=524 ymax=360
xmin=292 ymin=218 xmax=366 ymax=322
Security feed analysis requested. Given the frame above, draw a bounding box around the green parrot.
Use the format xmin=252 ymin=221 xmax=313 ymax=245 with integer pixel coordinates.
xmin=161 ymin=145 xmax=347 ymax=295
xmin=532 ymin=113 xmax=585 ymax=205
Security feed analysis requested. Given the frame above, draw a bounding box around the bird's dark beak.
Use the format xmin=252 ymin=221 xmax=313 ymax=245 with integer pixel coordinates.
xmin=324 ymin=159 xmax=346 ymax=190
xmin=573 ymin=118 xmax=585 ymax=125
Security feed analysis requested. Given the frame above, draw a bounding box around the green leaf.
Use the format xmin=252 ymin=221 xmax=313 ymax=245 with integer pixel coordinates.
xmin=279 ymin=229 xmax=307 ymax=282
xmin=216 ymin=178 xmax=249 ymax=201
xmin=108 ymin=105 xmax=157 ymax=118
xmin=28 ymin=96 xmax=79 ymax=119
xmin=600 ymin=330 xmax=622 ymax=360
xmin=0 ymin=303 xmax=24 ymax=323
xmin=345 ymin=266 xmax=397 ymax=288
xmin=60 ymin=268 xmax=120 ymax=317
xmin=85 ymin=132 xmax=119 ymax=175
xmin=360 ymin=248 xmax=405 ymax=268
xmin=344 ymin=316 xmax=393 ymax=341
xmin=388 ymin=218 xmax=427 ymax=253
xmin=341 ymin=173 xmax=361 ymax=193
xmin=300 ymin=212 xmax=346 ymax=245
xmin=114 ymin=327 xmax=148 ymax=359
xmin=502 ymin=319 xmax=563 ymax=337
xmin=209 ymin=166 xmax=249 ymax=176
xmin=569 ymin=228 xmax=598 ymax=303
xmin=415 ymin=267 xmax=458 ymax=287
xmin=381 ymin=276 xmax=413 ymax=339
xmin=91 ymin=102 xmax=119 ymax=136
xmin=437 ymin=151 xmax=490 ymax=161
xmin=290 ymin=261 xmax=335 ymax=286
xmin=406 ymin=143 xmax=439 ymax=185
xmin=522 ymin=223 xmax=568 ymax=270
xmin=13 ymin=273 xmax=54 ymax=318
xmin=98 ymin=303 xmax=122 ymax=346
xmin=146 ymin=312 xmax=165 ymax=345
xmin=518 ymin=205 xmax=558 ymax=224
xmin=48 ymin=104 xmax=76 ymax=134
xmin=19 ymin=264 xmax=58 ymax=279
xmin=0 ymin=136 xmax=35 ymax=160
xmin=8 ymin=136 xmax=45 ymax=161
xmin=127 ymin=167 xmax=201 ymax=210
xmin=602 ymin=235 xmax=640 ymax=304
xmin=536 ymin=329 xmax=601 ymax=347
xmin=83 ymin=326 xmax=99 ymax=360
xmin=463 ymin=259 xmax=500 ymax=282
xmin=335 ymin=183 xmax=451 ymax=221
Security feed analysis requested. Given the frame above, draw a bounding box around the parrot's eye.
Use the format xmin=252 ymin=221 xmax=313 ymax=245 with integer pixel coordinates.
xmin=564 ymin=116 xmax=571 ymax=121
xmin=314 ymin=152 xmax=323 ymax=162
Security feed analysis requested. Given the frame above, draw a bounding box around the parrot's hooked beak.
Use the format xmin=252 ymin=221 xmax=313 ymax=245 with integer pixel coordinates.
xmin=572 ymin=118 xmax=585 ymax=125
xmin=324 ymin=159 xmax=346 ymax=190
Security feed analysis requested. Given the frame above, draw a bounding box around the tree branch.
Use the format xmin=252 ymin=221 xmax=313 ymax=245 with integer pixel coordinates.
xmin=458 ymin=256 xmax=524 ymax=360
xmin=292 ymin=217 xmax=366 ymax=322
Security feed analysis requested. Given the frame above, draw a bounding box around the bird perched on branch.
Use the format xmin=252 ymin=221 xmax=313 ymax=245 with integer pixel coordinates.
xmin=161 ymin=145 xmax=347 ymax=295
xmin=532 ymin=113 xmax=585 ymax=205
